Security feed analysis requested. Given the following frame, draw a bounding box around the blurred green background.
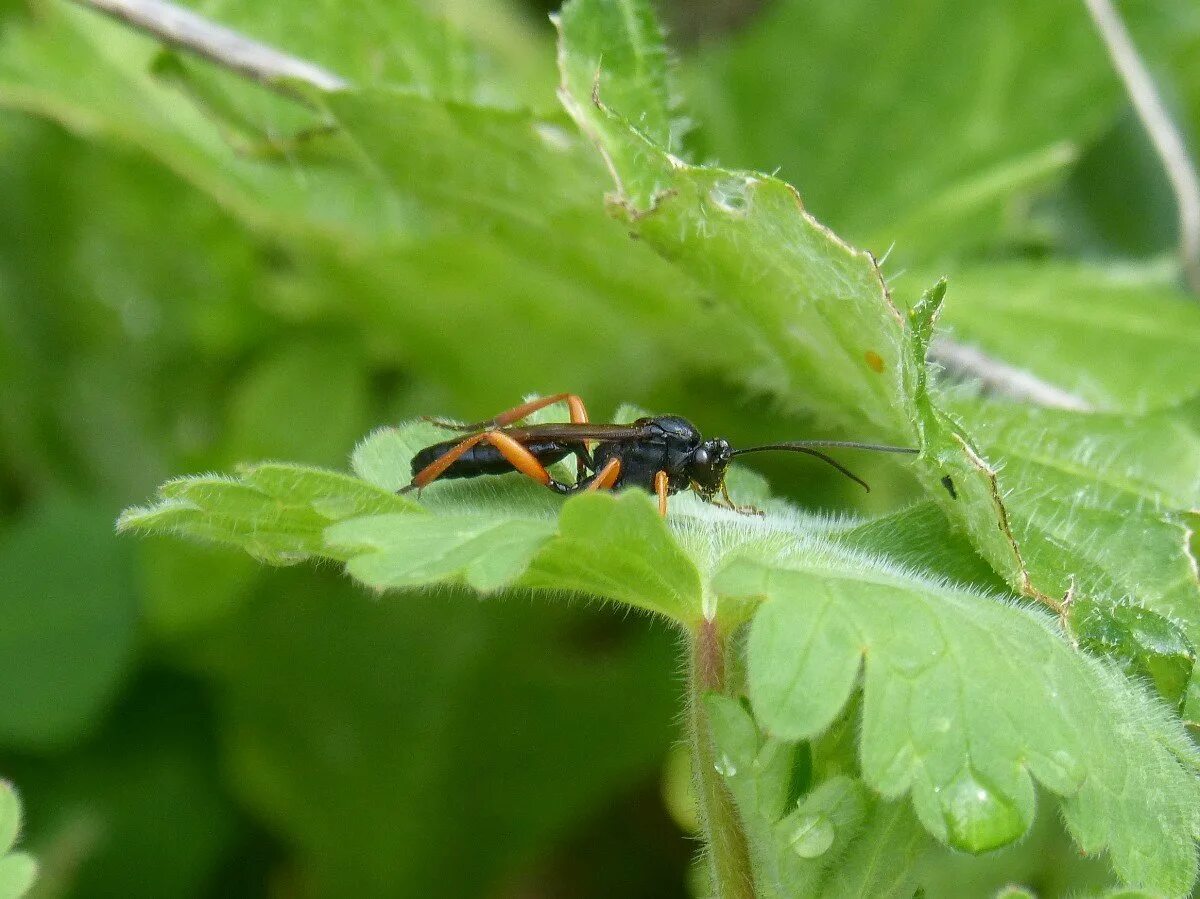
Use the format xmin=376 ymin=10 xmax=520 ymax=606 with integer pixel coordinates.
xmin=0 ymin=0 xmax=1198 ymax=896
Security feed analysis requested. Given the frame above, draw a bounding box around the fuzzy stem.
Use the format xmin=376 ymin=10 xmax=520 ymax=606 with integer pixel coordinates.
xmin=689 ymin=617 xmax=755 ymax=899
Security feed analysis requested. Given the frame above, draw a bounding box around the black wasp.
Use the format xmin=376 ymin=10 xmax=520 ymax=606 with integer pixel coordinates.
xmin=402 ymin=393 xmax=917 ymax=516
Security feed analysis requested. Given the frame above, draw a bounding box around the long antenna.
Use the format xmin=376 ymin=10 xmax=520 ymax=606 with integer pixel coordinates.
xmin=729 ymin=441 xmax=919 ymax=492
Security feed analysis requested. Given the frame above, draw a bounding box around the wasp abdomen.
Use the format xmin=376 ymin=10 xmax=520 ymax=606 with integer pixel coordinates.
xmin=410 ymin=438 xmax=574 ymax=481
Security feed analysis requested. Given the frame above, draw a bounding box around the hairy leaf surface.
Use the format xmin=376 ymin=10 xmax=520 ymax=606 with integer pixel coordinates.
xmin=706 ymin=694 xmax=930 ymax=899
xmin=717 ymin=555 xmax=1200 ymax=893
xmin=935 ymin=262 xmax=1200 ymax=412
xmin=118 ymin=463 xmax=420 ymax=564
xmin=121 ymin=412 xmax=1200 ymax=888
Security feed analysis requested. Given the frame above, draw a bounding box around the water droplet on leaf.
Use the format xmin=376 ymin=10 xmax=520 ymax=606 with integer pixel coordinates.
xmin=788 ymin=814 xmax=835 ymax=858
xmin=939 ymin=769 xmax=1025 ymax=853
xmin=708 ymin=178 xmax=753 ymax=216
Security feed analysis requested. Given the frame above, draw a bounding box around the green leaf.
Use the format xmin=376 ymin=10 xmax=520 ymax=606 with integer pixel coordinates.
xmin=118 ymin=462 xmax=421 ymax=565
xmin=779 ymin=778 xmax=867 ymax=862
xmin=331 ymin=490 xmax=702 ymax=622
xmin=327 ymin=513 xmax=556 ymax=592
xmin=0 ymin=3 xmax=362 ymax=240
xmin=343 ymin=420 xmax=705 ymax=621
xmin=352 ymin=422 xmax=455 ymax=494
xmin=0 ymin=0 xmax=22 ymax=26
xmin=935 ymin=262 xmax=1200 ymax=413
xmin=123 ymin=406 xmax=1200 ymax=889
xmin=128 ymin=419 xmax=705 ymax=622
xmin=553 ymin=0 xmax=680 ymax=202
xmin=521 ymin=491 xmax=702 ymax=622
xmin=902 ymin=292 xmax=1200 ymax=702
xmin=315 ymin=88 xmax=604 ymax=232
xmin=828 ymin=499 xmax=1008 ymax=595
xmin=950 ymin=398 xmax=1200 ymax=656
xmin=170 ymin=0 xmax=520 ymax=101
xmin=706 ymin=694 xmax=931 ymax=898
xmin=0 ymin=500 xmax=138 ymax=749
xmin=0 ymin=0 xmax=559 ymax=236
xmin=0 ymin=1 xmax=616 ymax=245
xmin=0 ymin=782 xmax=36 ymax=899
xmin=717 ymin=555 xmax=1200 ymax=892
xmin=915 ymin=800 xmax=1118 ymax=899
xmin=556 ymin=0 xmax=1200 ymax=686
xmin=0 ymin=0 xmax=730 ymax=424
xmin=553 ymin=0 xmax=673 ymax=143
xmin=560 ymin=0 xmax=1080 ymax=648
xmin=555 ymin=5 xmax=999 ymax=599
xmin=707 ymin=695 xmax=852 ymax=893
xmin=826 ymin=800 xmax=930 ymax=899
xmin=681 ymin=0 xmax=1199 ymax=259
xmin=560 ymin=2 xmax=914 ymax=437
xmin=1072 ymin=599 xmax=1195 ymax=710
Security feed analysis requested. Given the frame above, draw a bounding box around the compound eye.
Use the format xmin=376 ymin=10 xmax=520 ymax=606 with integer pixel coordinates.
xmin=693 ymin=448 xmax=710 ymax=466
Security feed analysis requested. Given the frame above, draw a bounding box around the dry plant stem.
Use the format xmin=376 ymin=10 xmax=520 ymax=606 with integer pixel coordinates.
xmin=70 ymin=0 xmax=349 ymax=94
xmin=1082 ymin=0 xmax=1200 ymax=294
xmin=690 ymin=617 xmax=755 ymax=899
xmin=930 ymin=338 xmax=1094 ymax=412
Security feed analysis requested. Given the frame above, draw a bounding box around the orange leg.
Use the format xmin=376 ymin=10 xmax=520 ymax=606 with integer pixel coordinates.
xmin=585 ymin=457 xmax=621 ymax=491
xmin=429 ymin=393 xmax=590 ymax=431
xmin=654 ymin=470 xmax=669 ymax=517
xmin=408 ymin=430 xmax=551 ymax=490
xmin=427 ymin=393 xmax=591 ymax=481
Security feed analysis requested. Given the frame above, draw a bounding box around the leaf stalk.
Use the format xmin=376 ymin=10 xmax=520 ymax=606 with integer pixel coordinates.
xmin=688 ymin=617 xmax=755 ymax=899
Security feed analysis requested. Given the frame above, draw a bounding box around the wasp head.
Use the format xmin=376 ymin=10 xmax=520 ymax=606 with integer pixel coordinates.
xmin=688 ymin=438 xmax=733 ymax=499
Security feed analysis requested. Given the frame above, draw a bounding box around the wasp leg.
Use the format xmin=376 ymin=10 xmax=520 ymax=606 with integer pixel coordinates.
xmin=427 ymin=393 xmax=591 ymax=481
xmin=720 ymin=481 xmax=763 ymax=517
xmin=584 ymin=457 xmax=621 ymax=491
xmin=571 ymin=444 xmax=595 ymax=475
xmin=403 ymin=430 xmax=563 ymax=493
xmin=654 ymin=470 xmax=670 ymax=517
xmin=426 ymin=393 xmax=590 ymax=432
